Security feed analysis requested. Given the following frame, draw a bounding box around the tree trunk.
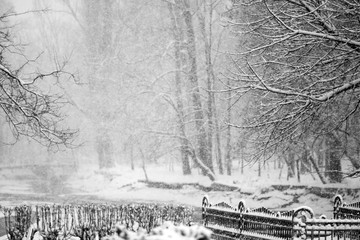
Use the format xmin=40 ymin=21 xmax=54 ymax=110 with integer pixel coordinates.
xmin=0 ymin=121 xmax=3 ymax=164
xmin=188 ymin=148 xmax=216 ymax=181
xmin=326 ymin=133 xmax=342 ymax=183
xmin=201 ymin=1 xmax=224 ymax=175
xmin=179 ymin=0 xmax=213 ymax=174
xmin=225 ymin=79 xmax=232 ymax=175
xmin=241 ymin=157 xmax=244 ymax=174
xmin=214 ymin=101 xmax=223 ymax=174
xmin=139 ymin=146 xmax=149 ymax=182
xmin=315 ymin=139 xmax=325 ymax=179
xmin=344 ymin=152 xmax=360 ymax=170
xmin=96 ymin=130 xmax=114 ymax=169
xmin=197 ymin=2 xmax=215 ymax=175
xmin=168 ymin=2 xmax=191 ymax=175
xmin=285 ymin=151 xmax=295 ymax=180
xmin=340 ymin=133 xmax=360 ymax=169
xmin=130 ymin=141 xmax=134 ymax=170
xmin=83 ymin=1 xmax=115 ymax=169
xmin=301 ymin=147 xmax=310 ymax=174
xmin=296 ymin=158 xmax=301 ymax=183
xmin=309 ymin=155 xmax=327 ymax=184
xmin=258 ymin=160 xmax=261 ymax=177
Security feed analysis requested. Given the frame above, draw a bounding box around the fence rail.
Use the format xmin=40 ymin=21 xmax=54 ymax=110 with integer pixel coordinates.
xmin=202 ymin=195 xmax=360 ymax=240
xmin=334 ymin=194 xmax=360 ymax=219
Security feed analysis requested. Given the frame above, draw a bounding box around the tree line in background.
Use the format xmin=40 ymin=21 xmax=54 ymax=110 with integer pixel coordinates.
xmin=0 ymin=0 xmax=359 ymax=184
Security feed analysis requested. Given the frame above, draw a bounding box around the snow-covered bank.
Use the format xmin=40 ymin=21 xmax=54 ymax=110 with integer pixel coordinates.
xmin=0 ymin=162 xmax=359 ymax=219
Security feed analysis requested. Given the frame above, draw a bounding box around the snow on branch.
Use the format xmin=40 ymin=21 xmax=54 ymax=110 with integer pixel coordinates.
xmin=249 ymin=64 xmax=360 ymax=102
xmin=251 ymin=78 xmax=360 ymax=102
xmin=295 ymin=29 xmax=360 ymax=48
xmin=0 ymin=63 xmax=24 ymax=84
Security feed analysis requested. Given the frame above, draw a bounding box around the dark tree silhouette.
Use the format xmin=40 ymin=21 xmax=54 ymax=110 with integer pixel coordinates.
xmin=0 ymin=10 xmax=77 ymax=148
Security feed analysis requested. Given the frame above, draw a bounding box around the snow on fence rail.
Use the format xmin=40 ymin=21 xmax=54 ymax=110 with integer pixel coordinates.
xmin=0 ymin=203 xmax=194 ymax=240
xmin=201 ymin=195 xmax=360 ymax=240
xmin=334 ymin=194 xmax=360 ymax=220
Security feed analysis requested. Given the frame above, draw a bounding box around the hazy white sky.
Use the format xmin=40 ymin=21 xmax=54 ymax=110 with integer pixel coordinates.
xmin=11 ymin=0 xmax=34 ymax=12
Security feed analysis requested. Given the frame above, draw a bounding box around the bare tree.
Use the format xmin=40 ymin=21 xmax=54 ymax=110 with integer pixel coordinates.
xmin=197 ymin=0 xmax=225 ymax=175
xmin=0 ymin=11 xmax=77 ymax=148
xmin=226 ymin=0 xmax=360 ymax=182
xmin=167 ymin=1 xmax=192 ymax=175
xmin=225 ymin=79 xmax=232 ymax=175
xmin=180 ymin=0 xmax=214 ymax=174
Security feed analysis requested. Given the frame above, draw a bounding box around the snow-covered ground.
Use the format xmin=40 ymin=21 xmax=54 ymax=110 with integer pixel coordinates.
xmin=0 ymin=161 xmax=359 ymax=219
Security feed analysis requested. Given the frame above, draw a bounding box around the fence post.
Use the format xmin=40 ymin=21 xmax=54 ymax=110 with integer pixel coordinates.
xmin=333 ymin=195 xmax=343 ymax=219
xmin=202 ymin=195 xmax=209 ymax=226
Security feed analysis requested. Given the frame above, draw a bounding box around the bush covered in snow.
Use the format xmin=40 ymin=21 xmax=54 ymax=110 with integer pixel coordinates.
xmin=1 ymin=204 xmax=194 ymax=240
xmin=104 ymin=222 xmax=212 ymax=240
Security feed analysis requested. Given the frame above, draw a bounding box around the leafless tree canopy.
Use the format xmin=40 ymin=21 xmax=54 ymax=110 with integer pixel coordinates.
xmin=228 ymin=0 xmax=360 ymax=159
xmin=0 ymin=11 xmax=77 ymax=148
xmin=1 ymin=0 xmax=360 ymax=183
